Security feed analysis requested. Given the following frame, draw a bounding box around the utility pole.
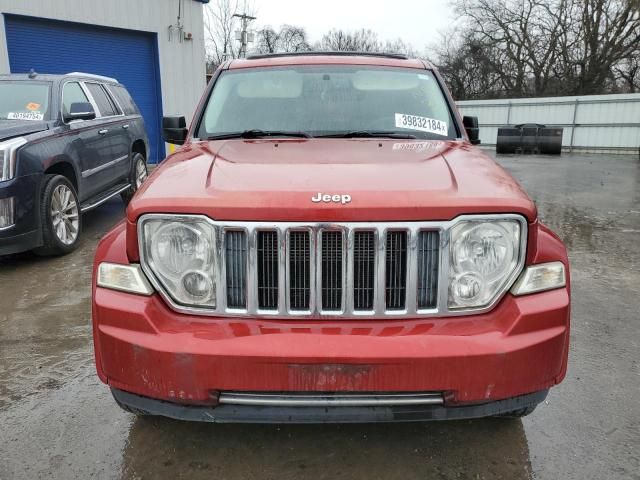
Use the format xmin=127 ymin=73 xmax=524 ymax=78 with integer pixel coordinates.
xmin=233 ymin=12 xmax=256 ymax=58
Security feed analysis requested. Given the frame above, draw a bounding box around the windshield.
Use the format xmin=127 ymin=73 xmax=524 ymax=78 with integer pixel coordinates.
xmin=0 ymin=81 xmax=51 ymax=121
xmin=197 ymin=66 xmax=457 ymax=139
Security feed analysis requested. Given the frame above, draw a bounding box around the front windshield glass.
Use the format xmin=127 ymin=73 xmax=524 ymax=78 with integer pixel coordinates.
xmin=0 ymin=81 xmax=51 ymax=121
xmin=198 ymin=66 xmax=457 ymax=139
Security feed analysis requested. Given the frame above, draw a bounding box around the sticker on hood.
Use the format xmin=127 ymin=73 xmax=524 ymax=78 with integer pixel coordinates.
xmin=392 ymin=141 xmax=443 ymax=152
xmin=395 ymin=113 xmax=448 ymax=136
xmin=7 ymin=111 xmax=44 ymax=121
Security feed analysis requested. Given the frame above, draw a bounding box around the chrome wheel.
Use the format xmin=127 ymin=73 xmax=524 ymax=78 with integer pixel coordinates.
xmin=50 ymin=184 xmax=79 ymax=245
xmin=135 ymin=158 xmax=148 ymax=188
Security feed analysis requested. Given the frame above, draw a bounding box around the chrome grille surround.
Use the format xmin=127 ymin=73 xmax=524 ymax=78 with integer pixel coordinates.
xmin=137 ymin=214 xmax=528 ymax=319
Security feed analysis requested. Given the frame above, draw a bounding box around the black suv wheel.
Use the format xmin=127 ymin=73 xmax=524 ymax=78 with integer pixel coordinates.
xmin=121 ymin=152 xmax=148 ymax=205
xmin=34 ymin=174 xmax=82 ymax=256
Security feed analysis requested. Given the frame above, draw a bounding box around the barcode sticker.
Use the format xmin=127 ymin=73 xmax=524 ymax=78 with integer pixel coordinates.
xmin=8 ymin=111 xmax=44 ymax=121
xmin=395 ymin=113 xmax=448 ymax=136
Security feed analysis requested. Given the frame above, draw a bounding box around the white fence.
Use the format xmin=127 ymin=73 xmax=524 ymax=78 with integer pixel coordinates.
xmin=457 ymin=93 xmax=640 ymax=155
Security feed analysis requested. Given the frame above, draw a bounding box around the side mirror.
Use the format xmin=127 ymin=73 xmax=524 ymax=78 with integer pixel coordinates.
xmin=463 ymin=116 xmax=481 ymax=145
xmin=65 ymin=102 xmax=96 ymax=122
xmin=163 ymin=116 xmax=188 ymax=145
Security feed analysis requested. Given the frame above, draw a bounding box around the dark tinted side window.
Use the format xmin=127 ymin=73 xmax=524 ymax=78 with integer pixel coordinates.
xmin=85 ymin=83 xmax=119 ymax=117
xmin=108 ymin=84 xmax=139 ymax=115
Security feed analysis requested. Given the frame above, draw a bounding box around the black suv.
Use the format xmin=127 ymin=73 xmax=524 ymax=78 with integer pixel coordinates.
xmin=0 ymin=72 xmax=149 ymax=256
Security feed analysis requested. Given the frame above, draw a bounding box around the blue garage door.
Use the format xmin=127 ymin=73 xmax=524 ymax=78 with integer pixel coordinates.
xmin=4 ymin=14 xmax=165 ymax=163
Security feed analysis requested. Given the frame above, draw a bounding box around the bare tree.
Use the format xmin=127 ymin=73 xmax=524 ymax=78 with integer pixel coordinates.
xmin=253 ymin=25 xmax=310 ymax=54
xmin=428 ymin=29 xmax=506 ymax=99
xmin=204 ymin=0 xmax=257 ymax=70
xmin=613 ymin=52 xmax=640 ymax=92
xmin=561 ymin=0 xmax=640 ymax=94
xmin=433 ymin=0 xmax=640 ymax=99
xmin=381 ymin=38 xmax=420 ymax=57
xmin=317 ymin=29 xmax=383 ymax=52
xmin=204 ymin=0 xmax=239 ymax=69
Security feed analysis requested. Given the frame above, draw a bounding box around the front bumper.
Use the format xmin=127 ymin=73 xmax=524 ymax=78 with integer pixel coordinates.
xmin=93 ymin=284 xmax=569 ymax=407
xmin=0 ymin=173 xmax=42 ymax=255
xmin=112 ymin=387 xmax=549 ymax=423
xmin=92 ymin=220 xmax=570 ymax=422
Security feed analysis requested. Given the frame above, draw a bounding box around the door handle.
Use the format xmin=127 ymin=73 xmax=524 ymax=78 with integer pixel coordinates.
xmin=98 ymin=129 xmax=108 ymax=135
xmin=122 ymin=124 xmax=129 ymax=130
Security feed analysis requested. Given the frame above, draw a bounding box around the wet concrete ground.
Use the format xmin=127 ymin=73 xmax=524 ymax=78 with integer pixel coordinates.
xmin=1 ymin=152 xmax=639 ymax=479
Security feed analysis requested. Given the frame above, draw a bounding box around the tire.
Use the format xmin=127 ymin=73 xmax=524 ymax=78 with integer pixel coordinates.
xmin=33 ymin=174 xmax=82 ymax=256
xmin=496 ymin=405 xmax=537 ymax=418
xmin=121 ymin=151 xmax=148 ymax=206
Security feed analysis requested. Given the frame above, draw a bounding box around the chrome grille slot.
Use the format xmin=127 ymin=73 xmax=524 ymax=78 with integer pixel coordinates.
xmin=225 ymin=230 xmax=247 ymax=308
xmin=417 ymin=231 xmax=439 ymax=309
xmin=288 ymin=230 xmax=311 ymax=310
xmin=320 ymin=230 xmax=344 ymax=311
xmin=257 ymin=230 xmax=279 ymax=310
xmin=353 ymin=231 xmax=376 ymax=310
xmin=385 ymin=231 xmax=408 ymax=310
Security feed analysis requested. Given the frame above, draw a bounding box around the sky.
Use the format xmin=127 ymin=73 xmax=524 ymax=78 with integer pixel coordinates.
xmin=247 ymin=0 xmax=455 ymax=52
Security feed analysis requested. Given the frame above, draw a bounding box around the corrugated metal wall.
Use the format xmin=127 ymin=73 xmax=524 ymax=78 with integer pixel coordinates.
xmin=457 ymin=94 xmax=640 ymax=154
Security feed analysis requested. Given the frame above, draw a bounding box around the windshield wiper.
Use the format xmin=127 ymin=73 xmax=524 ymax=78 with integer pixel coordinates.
xmin=316 ymin=130 xmax=417 ymax=139
xmin=207 ymin=129 xmax=312 ymax=140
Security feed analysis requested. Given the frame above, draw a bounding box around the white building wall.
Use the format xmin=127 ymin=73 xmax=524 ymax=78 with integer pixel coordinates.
xmin=0 ymin=0 xmax=206 ymax=125
xmin=457 ymin=93 xmax=640 ymax=155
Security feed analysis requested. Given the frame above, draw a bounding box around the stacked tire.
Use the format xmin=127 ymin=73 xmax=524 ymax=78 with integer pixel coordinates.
xmin=496 ymin=124 xmax=563 ymax=155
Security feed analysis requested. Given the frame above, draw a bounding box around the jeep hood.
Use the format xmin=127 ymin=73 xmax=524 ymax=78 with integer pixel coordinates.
xmin=0 ymin=119 xmax=49 ymax=141
xmin=130 ymin=139 xmax=536 ymax=222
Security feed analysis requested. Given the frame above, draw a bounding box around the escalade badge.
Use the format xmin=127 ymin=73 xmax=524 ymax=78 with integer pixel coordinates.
xmin=311 ymin=192 xmax=352 ymax=205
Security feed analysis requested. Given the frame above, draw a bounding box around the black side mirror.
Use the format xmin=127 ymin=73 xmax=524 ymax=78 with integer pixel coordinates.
xmin=163 ymin=116 xmax=188 ymax=145
xmin=463 ymin=116 xmax=481 ymax=145
xmin=65 ymin=102 xmax=95 ymax=122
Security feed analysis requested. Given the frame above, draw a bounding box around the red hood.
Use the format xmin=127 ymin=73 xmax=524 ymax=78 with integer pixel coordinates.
xmin=129 ymin=139 xmax=536 ymax=222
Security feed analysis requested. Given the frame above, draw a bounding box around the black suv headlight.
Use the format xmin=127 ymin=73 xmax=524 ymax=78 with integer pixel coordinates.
xmin=0 ymin=137 xmax=27 ymax=182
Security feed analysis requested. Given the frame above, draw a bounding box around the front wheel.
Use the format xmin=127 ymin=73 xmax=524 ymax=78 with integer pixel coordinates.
xmin=121 ymin=152 xmax=148 ymax=205
xmin=34 ymin=174 xmax=82 ymax=256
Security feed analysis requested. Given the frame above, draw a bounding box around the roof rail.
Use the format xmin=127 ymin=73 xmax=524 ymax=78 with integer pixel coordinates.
xmin=245 ymin=51 xmax=410 ymax=61
xmin=66 ymin=72 xmax=118 ymax=83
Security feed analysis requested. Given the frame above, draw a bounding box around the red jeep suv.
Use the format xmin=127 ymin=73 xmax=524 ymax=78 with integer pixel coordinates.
xmin=92 ymin=53 xmax=570 ymax=423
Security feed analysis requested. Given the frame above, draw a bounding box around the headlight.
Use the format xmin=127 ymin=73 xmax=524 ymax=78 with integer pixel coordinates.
xmin=0 ymin=137 xmax=27 ymax=182
xmin=448 ymin=217 xmax=525 ymax=309
xmin=139 ymin=216 xmax=217 ymax=308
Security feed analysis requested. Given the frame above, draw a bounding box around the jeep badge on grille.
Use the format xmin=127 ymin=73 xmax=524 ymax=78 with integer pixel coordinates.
xmin=311 ymin=192 xmax=352 ymax=204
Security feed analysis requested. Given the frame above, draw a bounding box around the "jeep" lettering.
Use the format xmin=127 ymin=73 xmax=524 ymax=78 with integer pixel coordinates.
xmin=311 ymin=192 xmax=352 ymax=205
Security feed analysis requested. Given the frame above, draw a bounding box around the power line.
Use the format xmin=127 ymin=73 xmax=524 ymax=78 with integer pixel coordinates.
xmin=233 ymin=13 xmax=257 ymax=58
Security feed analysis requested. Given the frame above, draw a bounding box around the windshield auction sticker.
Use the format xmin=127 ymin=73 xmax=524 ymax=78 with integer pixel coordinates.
xmin=7 ymin=111 xmax=44 ymax=121
xmin=395 ymin=113 xmax=448 ymax=136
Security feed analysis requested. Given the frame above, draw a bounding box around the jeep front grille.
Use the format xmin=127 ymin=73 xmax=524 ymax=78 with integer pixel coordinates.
xmin=224 ymin=230 xmax=248 ymax=308
xmin=385 ymin=231 xmax=408 ymax=310
xmin=353 ymin=231 xmax=375 ymax=310
xmin=289 ymin=230 xmax=311 ymax=310
xmin=320 ymin=230 xmax=344 ymax=311
xmin=218 ymin=222 xmax=440 ymax=317
xmin=256 ymin=231 xmax=279 ymax=310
